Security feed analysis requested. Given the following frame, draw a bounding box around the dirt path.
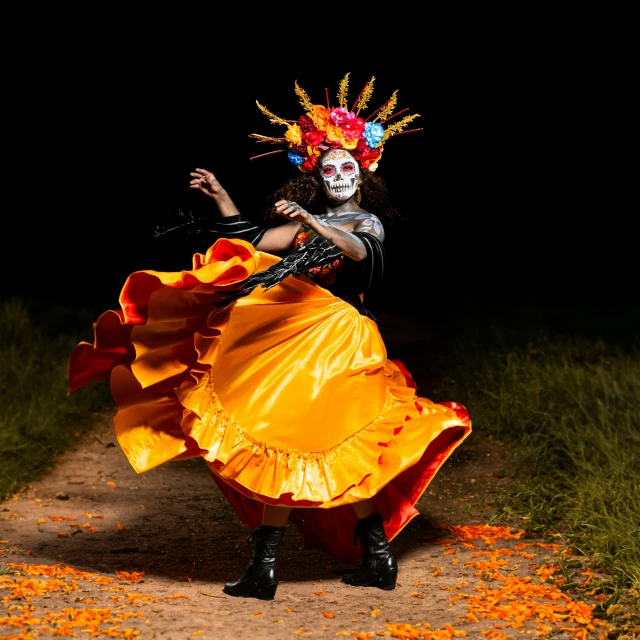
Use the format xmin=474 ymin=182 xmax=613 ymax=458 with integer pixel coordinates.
xmin=0 ymin=411 xmax=610 ymax=640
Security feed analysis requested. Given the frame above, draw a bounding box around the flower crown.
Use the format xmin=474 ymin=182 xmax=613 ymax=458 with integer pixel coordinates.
xmin=249 ymin=73 xmax=422 ymax=173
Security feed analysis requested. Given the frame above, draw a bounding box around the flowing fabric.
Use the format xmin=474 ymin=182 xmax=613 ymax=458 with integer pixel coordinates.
xmin=69 ymin=238 xmax=471 ymax=561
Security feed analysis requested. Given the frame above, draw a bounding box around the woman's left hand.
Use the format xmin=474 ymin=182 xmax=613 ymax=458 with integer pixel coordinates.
xmin=274 ymin=200 xmax=313 ymax=224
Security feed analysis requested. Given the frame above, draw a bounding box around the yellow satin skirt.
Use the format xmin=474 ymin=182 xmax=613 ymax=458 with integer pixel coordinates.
xmin=69 ymin=239 xmax=471 ymax=560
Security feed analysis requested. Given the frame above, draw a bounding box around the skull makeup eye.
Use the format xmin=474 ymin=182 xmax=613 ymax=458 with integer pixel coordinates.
xmin=341 ymin=162 xmax=356 ymax=175
xmin=322 ymin=165 xmax=337 ymax=178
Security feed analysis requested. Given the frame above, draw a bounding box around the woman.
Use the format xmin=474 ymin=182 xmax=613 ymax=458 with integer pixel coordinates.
xmin=68 ymin=73 xmax=471 ymax=601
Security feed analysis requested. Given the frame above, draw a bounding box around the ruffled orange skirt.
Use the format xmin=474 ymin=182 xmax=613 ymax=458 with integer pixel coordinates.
xmin=69 ymin=239 xmax=471 ymax=561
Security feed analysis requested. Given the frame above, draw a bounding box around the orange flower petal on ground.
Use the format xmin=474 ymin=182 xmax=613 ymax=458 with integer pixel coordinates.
xmin=116 ymin=571 xmax=145 ymax=583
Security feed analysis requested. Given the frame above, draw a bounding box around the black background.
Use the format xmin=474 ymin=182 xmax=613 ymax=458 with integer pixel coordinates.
xmin=1 ymin=10 xmax=634 ymax=336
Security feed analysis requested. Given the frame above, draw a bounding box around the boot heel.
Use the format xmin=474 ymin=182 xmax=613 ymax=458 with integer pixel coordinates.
xmin=255 ymin=583 xmax=278 ymax=600
xmin=379 ymin=565 xmax=398 ymax=590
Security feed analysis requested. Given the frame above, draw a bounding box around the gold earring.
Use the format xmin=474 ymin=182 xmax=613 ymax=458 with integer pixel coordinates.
xmin=355 ymin=185 xmax=361 ymax=205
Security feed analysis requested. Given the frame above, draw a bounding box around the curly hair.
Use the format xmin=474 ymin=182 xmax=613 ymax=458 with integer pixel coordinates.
xmin=260 ymin=156 xmax=401 ymax=224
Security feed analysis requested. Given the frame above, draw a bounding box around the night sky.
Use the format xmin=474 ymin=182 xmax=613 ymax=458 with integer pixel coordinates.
xmin=2 ymin=40 xmax=633 ymax=343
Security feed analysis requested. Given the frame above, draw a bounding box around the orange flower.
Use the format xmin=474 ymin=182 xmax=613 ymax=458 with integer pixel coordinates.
xmin=325 ymin=123 xmax=345 ymax=145
xmin=321 ymin=611 xmax=334 ymax=618
xmin=116 ymin=571 xmax=144 ymax=583
xmin=310 ymin=105 xmax=330 ymax=132
xmin=106 ymin=481 xmax=117 ymax=488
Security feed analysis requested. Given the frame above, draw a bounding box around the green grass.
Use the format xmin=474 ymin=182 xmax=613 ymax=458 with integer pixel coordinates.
xmin=0 ymin=297 xmax=113 ymax=499
xmin=423 ymin=296 xmax=640 ymax=635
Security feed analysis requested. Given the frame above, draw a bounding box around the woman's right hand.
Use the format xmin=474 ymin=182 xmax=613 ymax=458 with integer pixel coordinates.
xmin=190 ymin=168 xmax=224 ymax=200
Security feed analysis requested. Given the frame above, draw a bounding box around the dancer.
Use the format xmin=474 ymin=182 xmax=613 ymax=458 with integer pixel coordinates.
xmin=68 ymin=73 xmax=471 ymax=601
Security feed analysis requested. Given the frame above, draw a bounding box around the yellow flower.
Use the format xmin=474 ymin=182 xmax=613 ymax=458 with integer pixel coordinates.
xmin=325 ymin=122 xmax=345 ymax=145
xmin=285 ymin=123 xmax=302 ymax=146
xmin=310 ymin=105 xmax=330 ymax=131
xmin=342 ymin=137 xmax=358 ymax=150
xmin=307 ymin=145 xmax=320 ymax=156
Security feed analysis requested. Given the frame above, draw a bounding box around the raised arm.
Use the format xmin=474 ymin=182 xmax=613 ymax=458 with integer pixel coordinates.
xmin=190 ymin=168 xmax=241 ymax=217
xmin=273 ymin=200 xmax=369 ymax=262
xmin=190 ymin=168 xmax=300 ymax=253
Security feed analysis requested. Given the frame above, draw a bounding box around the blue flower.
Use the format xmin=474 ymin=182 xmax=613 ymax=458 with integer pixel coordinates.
xmin=363 ymin=122 xmax=385 ymax=149
xmin=288 ymin=151 xmax=304 ymax=166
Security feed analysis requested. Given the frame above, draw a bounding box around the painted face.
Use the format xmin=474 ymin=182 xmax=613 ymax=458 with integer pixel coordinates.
xmin=320 ymin=149 xmax=360 ymax=201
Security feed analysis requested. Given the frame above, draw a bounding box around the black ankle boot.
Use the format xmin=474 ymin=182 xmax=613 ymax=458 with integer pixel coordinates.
xmin=223 ymin=524 xmax=286 ymax=600
xmin=341 ymin=513 xmax=397 ymax=590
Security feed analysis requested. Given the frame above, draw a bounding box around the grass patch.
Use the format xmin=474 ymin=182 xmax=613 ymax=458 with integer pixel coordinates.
xmin=424 ymin=296 xmax=640 ymax=635
xmin=0 ymin=297 xmax=113 ymax=499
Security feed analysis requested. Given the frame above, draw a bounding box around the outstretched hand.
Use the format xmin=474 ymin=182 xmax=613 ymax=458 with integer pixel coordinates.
xmin=274 ymin=200 xmax=313 ymax=225
xmin=190 ymin=168 xmax=224 ymax=199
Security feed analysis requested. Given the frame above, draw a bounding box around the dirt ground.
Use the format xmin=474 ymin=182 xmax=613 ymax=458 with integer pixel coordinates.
xmin=0 ymin=308 xmax=611 ymax=640
xmin=0 ymin=411 xmax=609 ymax=640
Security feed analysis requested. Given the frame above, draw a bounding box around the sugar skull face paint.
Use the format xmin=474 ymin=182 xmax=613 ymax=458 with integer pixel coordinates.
xmin=320 ymin=149 xmax=360 ymax=201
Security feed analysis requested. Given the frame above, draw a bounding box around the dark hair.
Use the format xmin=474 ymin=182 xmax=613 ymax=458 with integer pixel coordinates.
xmin=261 ymin=156 xmax=401 ymax=223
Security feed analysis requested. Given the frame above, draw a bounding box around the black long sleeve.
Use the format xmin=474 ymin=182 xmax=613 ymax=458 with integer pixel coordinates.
xmin=154 ymin=213 xmax=267 ymax=250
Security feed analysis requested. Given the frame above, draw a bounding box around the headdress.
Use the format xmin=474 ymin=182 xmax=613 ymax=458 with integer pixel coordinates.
xmin=249 ymin=73 xmax=422 ymax=173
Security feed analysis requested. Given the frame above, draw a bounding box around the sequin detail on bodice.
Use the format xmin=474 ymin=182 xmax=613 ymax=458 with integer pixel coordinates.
xmin=293 ymin=224 xmax=344 ymax=288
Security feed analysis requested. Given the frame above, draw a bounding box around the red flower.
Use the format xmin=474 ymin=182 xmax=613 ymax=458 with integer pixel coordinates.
xmin=298 ymin=115 xmax=316 ymax=133
xmin=304 ymin=130 xmax=325 ymax=146
xmin=355 ymin=138 xmax=371 ymax=153
xmin=341 ymin=117 xmax=365 ymax=141
xmin=302 ymin=155 xmax=319 ymax=172
xmin=351 ymin=139 xmax=370 ymax=162
xmin=360 ymin=149 xmax=382 ymax=169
